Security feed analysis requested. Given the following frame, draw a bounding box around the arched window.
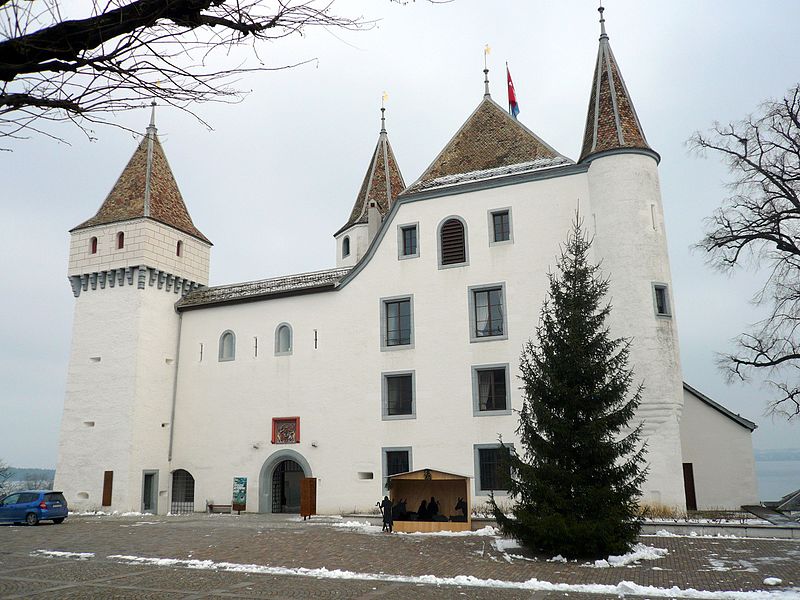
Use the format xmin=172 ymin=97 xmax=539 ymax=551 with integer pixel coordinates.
xmin=117 ymin=231 xmax=125 ymax=249
xmin=342 ymin=236 xmax=350 ymax=258
xmin=90 ymin=237 xmax=98 ymax=254
xmin=219 ymin=330 xmax=236 ymax=361
xmin=170 ymin=469 xmax=195 ymax=514
xmin=275 ymin=323 xmax=292 ymax=355
xmin=439 ymin=217 xmax=467 ymax=266
xmin=176 ymin=241 xmax=183 ymax=257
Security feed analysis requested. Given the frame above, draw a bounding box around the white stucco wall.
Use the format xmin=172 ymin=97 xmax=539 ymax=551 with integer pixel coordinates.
xmin=680 ymin=388 xmax=758 ymax=509
xmin=170 ymin=161 xmax=689 ymax=514
xmin=335 ymin=224 xmax=370 ymax=268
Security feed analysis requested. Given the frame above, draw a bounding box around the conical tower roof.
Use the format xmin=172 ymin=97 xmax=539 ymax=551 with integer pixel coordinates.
xmin=336 ymin=108 xmax=405 ymax=235
xmin=579 ymin=6 xmax=655 ymax=163
xmin=72 ymin=106 xmax=210 ymax=244
xmin=404 ymin=96 xmax=571 ymax=195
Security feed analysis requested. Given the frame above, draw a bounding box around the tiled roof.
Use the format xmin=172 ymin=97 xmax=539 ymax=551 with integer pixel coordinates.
xmin=72 ymin=128 xmax=210 ymax=244
xmin=177 ymin=267 xmax=351 ymax=310
xmin=337 ymin=118 xmax=405 ymax=236
xmin=403 ymin=97 xmax=570 ymax=195
xmin=579 ymin=25 xmax=652 ymax=163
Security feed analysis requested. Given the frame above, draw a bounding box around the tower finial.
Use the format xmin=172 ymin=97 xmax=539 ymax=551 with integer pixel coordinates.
xmin=598 ymin=1 xmax=608 ymax=39
xmin=483 ymin=44 xmax=491 ymax=98
xmin=147 ymin=100 xmax=157 ymax=132
xmin=380 ymin=91 xmax=388 ymax=134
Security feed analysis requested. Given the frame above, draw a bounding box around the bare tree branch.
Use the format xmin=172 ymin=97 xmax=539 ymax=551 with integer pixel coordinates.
xmin=690 ymin=84 xmax=800 ymax=418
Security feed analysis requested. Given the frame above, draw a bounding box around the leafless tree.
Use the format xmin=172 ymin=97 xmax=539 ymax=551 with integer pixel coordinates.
xmin=0 ymin=0 xmax=370 ymax=143
xmin=690 ymin=84 xmax=800 ymax=419
xmin=0 ymin=459 xmax=11 ymax=494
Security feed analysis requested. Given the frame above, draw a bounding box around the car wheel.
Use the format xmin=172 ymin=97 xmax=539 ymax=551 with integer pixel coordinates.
xmin=25 ymin=513 xmax=39 ymax=526
xmin=52 ymin=518 xmax=65 ymax=524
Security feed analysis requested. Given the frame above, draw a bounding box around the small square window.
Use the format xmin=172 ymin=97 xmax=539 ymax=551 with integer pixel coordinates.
xmin=474 ymin=444 xmax=513 ymax=495
xmin=490 ymin=209 xmax=512 ymax=243
xmin=469 ymin=284 xmax=507 ymax=342
xmin=653 ymin=283 xmax=671 ymax=316
xmin=397 ymin=223 xmax=419 ymax=259
xmin=382 ymin=372 xmax=415 ymax=419
xmin=473 ymin=365 xmax=510 ymax=414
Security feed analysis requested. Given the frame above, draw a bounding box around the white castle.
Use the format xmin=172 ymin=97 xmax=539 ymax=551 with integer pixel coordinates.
xmin=55 ymin=13 xmax=759 ymax=516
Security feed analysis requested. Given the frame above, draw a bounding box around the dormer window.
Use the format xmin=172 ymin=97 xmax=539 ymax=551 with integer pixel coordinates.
xmin=176 ymin=241 xmax=183 ymax=257
xmin=116 ymin=232 xmax=125 ymax=249
xmin=90 ymin=237 xmax=98 ymax=254
xmin=342 ymin=236 xmax=350 ymax=258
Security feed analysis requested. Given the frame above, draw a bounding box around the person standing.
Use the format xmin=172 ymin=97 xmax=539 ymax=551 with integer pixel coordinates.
xmin=380 ymin=496 xmax=393 ymax=533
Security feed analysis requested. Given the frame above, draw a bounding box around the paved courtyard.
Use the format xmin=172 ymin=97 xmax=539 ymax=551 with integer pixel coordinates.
xmin=1 ymin=514 xmax=798 ymax=599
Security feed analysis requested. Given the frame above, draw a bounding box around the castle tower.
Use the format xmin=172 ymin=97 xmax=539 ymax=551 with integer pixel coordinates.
xmin=334 ymin=106 xmax=405 ymax=266
xmin=581 ymin=7 xmax=685 ymax=507
xmin=54 ymin=105 xmax=211 ymax=513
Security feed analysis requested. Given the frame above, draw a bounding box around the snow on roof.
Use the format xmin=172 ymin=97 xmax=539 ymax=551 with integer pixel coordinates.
xmin=410 ymin=156 xmax=573 ymax=193
xmin=177 ymin=267 xmax=351 ymax=310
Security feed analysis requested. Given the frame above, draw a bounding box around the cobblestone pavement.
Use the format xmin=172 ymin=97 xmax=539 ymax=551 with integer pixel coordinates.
xmin=1 ymin=514 xmax=798 ymax=599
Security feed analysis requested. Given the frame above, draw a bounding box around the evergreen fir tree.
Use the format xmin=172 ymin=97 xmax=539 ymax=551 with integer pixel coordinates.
xmin=491 ymin=218 xmax=647 ymax=559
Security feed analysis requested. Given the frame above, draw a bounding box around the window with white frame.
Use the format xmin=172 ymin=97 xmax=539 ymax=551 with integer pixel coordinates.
xmin=469 ymin=284 xmax=507 ymax=341
xmin=275 ymin=323 xmax=293 ymax=355
xmin=653 ymin=283 xmax=671 ymax=317
xmin=398 ymin=224 xmax=419 ymax=259
xmin=382 ymin=371 xmax=415 ymax=419
xmin=472 ymin=364 xmax=510 ymax=414
xmin=381 ymin=296 xmax=413 ymax=349
xmin=218 ymin=330 xmax=236 ymax=361
xmin=474 ymin=444 xmax=513 ymax=495
xmin=382 ymin=447 xmax=411 ymax=490
xmin=490 ymin=209 xmax=512 ymax=243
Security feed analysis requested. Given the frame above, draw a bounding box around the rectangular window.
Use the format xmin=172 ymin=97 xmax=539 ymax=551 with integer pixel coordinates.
xmin=474 ymin=366 xmax=509 ymax=413
xmin=653 ymin=283 xmax=671 ymax=316
xmin=383 ymin=372 xmax=415 ymax=419
xmin=382 ymin=447 xmax=412 ymax=490
xmin=401 ymin=225 xmax=418 ymax=257
xmin=472 ymin=286 xmax=505 ymax=339
xmin=474 ymin=445 xmax=512 ymax=494
xmin=385 ymin=299 xmax=411 ymax=346
xmin=492 ymin=210 xmax=511 ymax=243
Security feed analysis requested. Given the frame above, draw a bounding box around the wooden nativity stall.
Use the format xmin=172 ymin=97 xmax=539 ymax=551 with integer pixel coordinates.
xmin=388 ymin=468 xmax=471 ymax=533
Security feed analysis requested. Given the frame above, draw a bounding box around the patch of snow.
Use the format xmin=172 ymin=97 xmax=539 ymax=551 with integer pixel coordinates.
xmin=69 ymin=510 xmax=112 ymax=516
xmin=493 ymin=538 xmax=522 ymax=552
xmin=763 ymin=578 xmax=782 ymax=586
xmin=593 ymin=544 xmax=668 ymax=569
xmin=398 ymin=526 xmax=500 ymax=537
xmin=655 ymin=529 xmax=680 ymax=537
xmin=119 ymin=512 xmax=145 ymax=517
xmin=32 ymin=550 xmax=94 ymax=560
xmin=103 ymin=554 xmax=800 ymax=599
xmin=418 ymin=157 xmax=573 ymax=191
xmin=548 ymin=554 xmax=567 ymax=563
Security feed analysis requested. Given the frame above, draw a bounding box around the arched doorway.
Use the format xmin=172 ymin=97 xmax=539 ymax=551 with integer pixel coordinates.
xmin=171 ymin=469 xmax=195 ymax=514
xmin=258 ymin=450 xmax=312 ymax=513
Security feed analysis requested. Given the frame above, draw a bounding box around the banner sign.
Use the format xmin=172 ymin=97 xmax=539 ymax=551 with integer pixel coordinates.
xmin=232 ymin=477 xmax=247 ymax=511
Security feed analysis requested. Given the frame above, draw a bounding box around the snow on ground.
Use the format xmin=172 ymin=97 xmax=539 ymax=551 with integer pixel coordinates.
xmin=100 ymin=553 xmax=797 ymax=599
xmin=31 ymin=550 xmax=94 ymax=560
xmin=397 ymin=526 xmax=500 ymax=537
xmin=593 ymin=544 xmax=669 ymax=568
xmin=764 ymin=578 xmax=783 ymax=586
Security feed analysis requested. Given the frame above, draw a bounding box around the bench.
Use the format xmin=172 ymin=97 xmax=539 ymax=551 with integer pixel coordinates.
xmin=206 ymin=503 xmax=232 ymax=514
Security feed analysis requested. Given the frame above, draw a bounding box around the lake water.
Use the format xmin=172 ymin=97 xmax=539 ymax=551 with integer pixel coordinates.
xmin=755 ymin=459 xmax=800 ymax=501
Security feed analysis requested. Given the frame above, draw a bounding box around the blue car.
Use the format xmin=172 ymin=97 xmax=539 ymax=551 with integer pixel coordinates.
xmin=0 ymin=490 xmax=68 ymax=525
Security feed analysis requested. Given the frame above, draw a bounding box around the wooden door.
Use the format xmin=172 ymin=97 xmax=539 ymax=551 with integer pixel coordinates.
xmin=102 ymin=471 xmax=113 ymax=507
xmin=682 ymin=463 xmax=697 ymax=511
xmin=300 ymin=477 xmax=317 ymax=519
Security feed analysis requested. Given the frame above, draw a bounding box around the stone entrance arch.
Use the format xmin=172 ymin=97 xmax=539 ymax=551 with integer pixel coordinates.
xmin=258 ymin=449 xmax=312 ymax=514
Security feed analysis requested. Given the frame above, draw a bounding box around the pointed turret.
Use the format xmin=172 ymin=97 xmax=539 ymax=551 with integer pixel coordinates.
xmin=404 ymin=95 xmax=571 ymax=195
xmin=579 ymin=5 xmax=656 ymax=163
xmin=336 ymin=107 xmax=405 ymax=237
xmin=72 ymin=103 xmax=210 ymax=244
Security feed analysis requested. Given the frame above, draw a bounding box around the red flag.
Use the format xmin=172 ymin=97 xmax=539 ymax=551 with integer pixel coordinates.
xmin=507 ymin=64 xmax=520 ymax=119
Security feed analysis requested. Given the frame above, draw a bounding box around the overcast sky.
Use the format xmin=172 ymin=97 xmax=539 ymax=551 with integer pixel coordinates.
xmin=2 ymin=0 xmax=799 ymax=469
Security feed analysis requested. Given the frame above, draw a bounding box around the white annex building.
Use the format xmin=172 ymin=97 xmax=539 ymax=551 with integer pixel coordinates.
xmin=55 ymin=13 xmax=759 ymax=516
